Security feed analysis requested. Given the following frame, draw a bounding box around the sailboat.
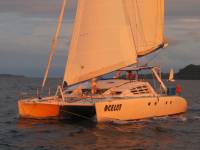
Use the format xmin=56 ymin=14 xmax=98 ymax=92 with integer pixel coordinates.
xmin=18 ymin=0 xmax=187 ymax=122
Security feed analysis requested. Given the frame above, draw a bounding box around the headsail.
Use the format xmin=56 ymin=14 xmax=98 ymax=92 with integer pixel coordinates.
xmin=64 ymin=0 xmax=137 ymax=85
xmin=124 ymin=0 xmax=167 ymax=56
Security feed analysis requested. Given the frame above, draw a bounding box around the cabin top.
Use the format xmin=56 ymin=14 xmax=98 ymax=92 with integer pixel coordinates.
xmin=65 ymin=79 xmax=157 ymax=99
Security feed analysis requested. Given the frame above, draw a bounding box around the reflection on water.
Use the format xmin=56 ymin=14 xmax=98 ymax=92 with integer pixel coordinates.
xmin=0 ymin=78 xmax=199 ymax=150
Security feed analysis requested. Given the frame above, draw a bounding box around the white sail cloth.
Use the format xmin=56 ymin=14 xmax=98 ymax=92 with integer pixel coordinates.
xmin=64 ymin=0 xmax=166 ymax=86
xmin=124 ymin=0 xmax=165 ymax=56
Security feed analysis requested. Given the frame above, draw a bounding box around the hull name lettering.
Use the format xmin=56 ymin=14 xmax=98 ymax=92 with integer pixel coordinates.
xmin=104 ymin=104 xmax=122 ymax=112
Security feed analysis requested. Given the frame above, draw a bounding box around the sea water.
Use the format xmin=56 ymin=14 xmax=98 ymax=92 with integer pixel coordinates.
xmin=0 ymin=77 xmax=199 ymax=150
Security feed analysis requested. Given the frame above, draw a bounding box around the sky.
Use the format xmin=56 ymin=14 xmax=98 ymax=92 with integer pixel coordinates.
xmin=0 ymin=0 xmax=200 ymax=77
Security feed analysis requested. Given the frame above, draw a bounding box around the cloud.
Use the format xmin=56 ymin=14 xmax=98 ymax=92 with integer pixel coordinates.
xmin=166 ymin=0 xmax=200 ymax=17
xmin=149 ymin=17 xmax=200 ymax=72
xmin=1 ymin=0 xmax=200 ymax=18
xmin=0 ymin=0 xmax=77 ymax=19
xmin=0 ymin=12 xmax=71 ymax=76
xmin=0 ymin=0 xmax=200 ymax=76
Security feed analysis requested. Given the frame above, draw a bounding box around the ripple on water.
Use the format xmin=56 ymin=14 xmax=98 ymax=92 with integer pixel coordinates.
xmin=0 ymin=78 xmax=200 ymax=150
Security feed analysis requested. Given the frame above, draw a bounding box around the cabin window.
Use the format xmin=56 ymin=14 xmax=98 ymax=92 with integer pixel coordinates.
xmin=115 ymin=91 xmax=122 ymax=95
xmin=130 ymin=85 xmax=150 ymax=95
xmin=66 ymin=91 xmax=72 ymax=94
xmin=110 ymin=91 xmax=122 ymax=95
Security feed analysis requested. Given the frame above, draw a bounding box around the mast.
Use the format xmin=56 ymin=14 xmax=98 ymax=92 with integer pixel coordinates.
xmin=42 ymin=0 xmax=67 ymax=89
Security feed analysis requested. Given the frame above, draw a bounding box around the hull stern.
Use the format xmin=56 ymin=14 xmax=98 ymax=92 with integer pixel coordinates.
xmin=18 ymin=100 xmax=60 ymax=119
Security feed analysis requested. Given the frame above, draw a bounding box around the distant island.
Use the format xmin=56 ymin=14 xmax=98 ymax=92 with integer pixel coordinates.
xmin=0 ymin=74 xmax=25 ymax=78
xmin=0 ymin=64 xmax=199 ymax=80
xmin=175 ymin=64 xmax=200 ymax=80
xmin=110 ymin=64 xmax=200 ymax=80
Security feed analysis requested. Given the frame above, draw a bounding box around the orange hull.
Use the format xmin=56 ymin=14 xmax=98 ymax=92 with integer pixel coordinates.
xmin=95 ymin=96 xmax=188 ymax=122
xmin=18 ymin=100 xmax=96 ymax=119
xmin=18 ymin=100 xmax=60 ymax=119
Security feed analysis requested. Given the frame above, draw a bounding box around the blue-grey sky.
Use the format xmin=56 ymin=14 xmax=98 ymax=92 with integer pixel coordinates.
xmin=0 ymin=0 xmax=200 ymax=77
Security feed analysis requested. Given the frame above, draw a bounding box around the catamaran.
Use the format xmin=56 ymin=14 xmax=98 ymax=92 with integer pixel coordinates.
xmin=18 ymin=0 xmax=187 ymax=122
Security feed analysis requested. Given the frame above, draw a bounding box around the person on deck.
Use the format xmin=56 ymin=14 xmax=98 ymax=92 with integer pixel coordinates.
xmin=91 ymin=78 xmax=97 ymax=94
xmin=126 ymin=71 xmax=136 ymax=80
xmin=62 ymin=81 xmax=68 ymax=89
xmin=114 ymin=70 xmax=122 ymax=79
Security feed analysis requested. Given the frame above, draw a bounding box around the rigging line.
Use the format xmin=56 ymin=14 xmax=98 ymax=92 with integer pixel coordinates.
xmin=42 ymin=0 xmax=67 ymax=89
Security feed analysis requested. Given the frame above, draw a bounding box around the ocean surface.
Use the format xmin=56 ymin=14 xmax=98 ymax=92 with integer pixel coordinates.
xmin=0 ymin=77 xmax=199 ymax=150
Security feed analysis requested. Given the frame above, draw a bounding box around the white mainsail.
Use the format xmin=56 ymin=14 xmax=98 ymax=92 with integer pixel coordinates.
xmin=64 ymin=0 xmax=166 ymax=86
xmin=64 ymin=0 xmax=137 ymax=85
xmin=124 ymin=0 xmax=166 ymax=56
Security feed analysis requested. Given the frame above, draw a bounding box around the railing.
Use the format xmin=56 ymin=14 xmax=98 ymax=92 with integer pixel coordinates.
xmin=19 ymin=87 xmax=56 ymax=100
